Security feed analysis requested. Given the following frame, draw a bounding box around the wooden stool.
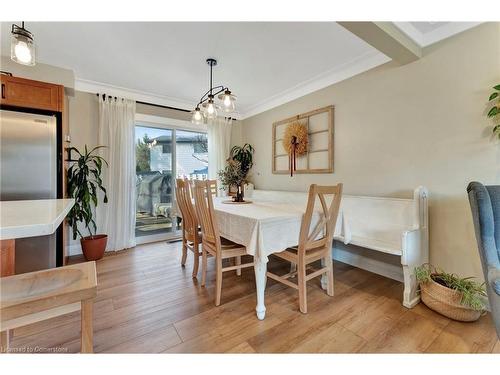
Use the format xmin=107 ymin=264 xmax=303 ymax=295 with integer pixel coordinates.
xmin=0 ymin=262 xmax=97 ymax=353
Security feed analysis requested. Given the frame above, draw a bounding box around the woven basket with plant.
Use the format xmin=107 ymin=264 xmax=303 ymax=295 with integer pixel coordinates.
xmin=415 ymin=264 xmax=487 ymax=322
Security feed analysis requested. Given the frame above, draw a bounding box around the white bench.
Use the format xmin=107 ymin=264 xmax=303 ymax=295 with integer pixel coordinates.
xmin=250 ymin=187 xmax=429 ymax=308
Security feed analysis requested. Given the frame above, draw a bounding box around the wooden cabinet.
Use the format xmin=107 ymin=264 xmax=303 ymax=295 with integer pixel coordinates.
xmin=1 ymin=75 xmax=64 ymax=112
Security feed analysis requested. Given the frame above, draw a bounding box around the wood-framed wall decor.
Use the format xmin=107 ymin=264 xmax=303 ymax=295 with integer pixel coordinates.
xmin=272 ymin=105 xmax=334 ymax=174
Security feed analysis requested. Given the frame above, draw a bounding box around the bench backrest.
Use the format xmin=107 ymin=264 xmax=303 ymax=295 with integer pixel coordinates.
xmin=252 ymin=187 xmax=428 ymax=244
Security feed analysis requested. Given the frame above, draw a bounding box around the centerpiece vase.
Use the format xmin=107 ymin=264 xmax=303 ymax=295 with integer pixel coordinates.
xmin=234 ymin=183 xmax=245 ymax=202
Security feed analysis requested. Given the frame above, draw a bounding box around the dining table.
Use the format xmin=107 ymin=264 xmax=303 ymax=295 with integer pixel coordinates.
xmin=212 ymin=195 xmax=329 ymax=320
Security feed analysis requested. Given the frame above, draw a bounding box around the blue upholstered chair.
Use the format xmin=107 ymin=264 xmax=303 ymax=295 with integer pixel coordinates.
xmin=467 ymin=181 xmax=500 ymax=338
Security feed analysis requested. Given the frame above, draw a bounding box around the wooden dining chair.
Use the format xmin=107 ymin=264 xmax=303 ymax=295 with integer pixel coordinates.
xmin=266 ymin=183 xmax=343 ymax=313
xmin=207 ymin=179 xmax=218 ymax=197
xmin=193 ymin=180 xmax=254 ymax=306
xmin=185 ymin=178 xmax=217 ymax=197
xmin=175 ymin=178 xmax=202 ymax=278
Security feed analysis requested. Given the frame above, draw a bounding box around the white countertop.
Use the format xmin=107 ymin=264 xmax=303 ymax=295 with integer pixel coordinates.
xmin=0 ymin=199 xmax=75 ymax=240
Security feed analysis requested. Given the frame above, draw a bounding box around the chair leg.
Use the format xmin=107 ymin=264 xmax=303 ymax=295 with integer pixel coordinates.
xmin=298 ymin=260 xmax=308 ymax=314
xmin=236 ymin=256 xmax=241 ymax=276
xmin=181 ymin=233 xmax=187 ymax=267
xmin=325 ymin=252 xmax=334 ymax=297
xmin=192 ymin=243 xmax=200 ymax=278
xmin=215 ymin=256 xmax=223 ymax=306
xmin=201 ymin=247 xmax=208 ymax=287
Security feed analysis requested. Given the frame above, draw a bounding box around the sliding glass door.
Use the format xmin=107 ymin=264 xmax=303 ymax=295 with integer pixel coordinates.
xmin=135 ymin=125 xmax=176 ymax=240
xmin=175 ymin=130 xmax=208 ymax=180
xmin=135 ymin=121 xmax=208 ymax=243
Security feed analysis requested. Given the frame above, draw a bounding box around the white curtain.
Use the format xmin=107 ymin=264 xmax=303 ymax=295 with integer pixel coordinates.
xmin=208 ymin=117 xmax=233 ymax=184
xmin=97 ymin=95 xmax=136 ymax=252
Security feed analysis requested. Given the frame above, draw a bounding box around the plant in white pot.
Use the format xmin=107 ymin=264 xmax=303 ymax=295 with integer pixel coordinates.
xmin=66 ymin=145 xmax=109 ymax=261
xmin=415 ymin=264 xmax=487 ymax=321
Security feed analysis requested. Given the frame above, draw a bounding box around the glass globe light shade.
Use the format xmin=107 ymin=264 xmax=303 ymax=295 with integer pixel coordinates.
xmin=203 ymin=99 xmax=218 ymax=119
xmin=218 ymin=89 xmax=236 ymax=113
xmin=11 ymin=25 xmax=35 ymax=66
xmin=191 ymin=107 xmax=203 ymax=124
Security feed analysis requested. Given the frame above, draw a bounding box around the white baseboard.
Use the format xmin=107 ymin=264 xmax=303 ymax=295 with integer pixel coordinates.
xmin=332 ymin=242 xmax=404 ymax=283
xmin=68 ymin=243 xmax=82 ymax=257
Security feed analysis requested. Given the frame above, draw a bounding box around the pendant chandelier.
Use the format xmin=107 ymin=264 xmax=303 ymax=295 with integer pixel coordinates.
xmin=11 ymin=22 xmax=36 ymax=66
xmin=191 ymin=58 xmax=236 ymax=124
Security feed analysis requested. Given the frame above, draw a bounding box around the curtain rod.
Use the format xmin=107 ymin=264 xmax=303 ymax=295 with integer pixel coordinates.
xmin=137 ymin=100 xmax=191 ymax=113
xmin=96 ymin=94 xmax=237 ymax=121
xmin=95 ymin=93 xmax=188 ymax=112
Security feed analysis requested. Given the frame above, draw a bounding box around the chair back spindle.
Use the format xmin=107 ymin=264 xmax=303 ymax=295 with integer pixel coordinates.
xmin=193 ymin=180 xmax=221 ymax=253
xmin=176 ymin=179 xmax=198 ymax=241
xmin=298 ymin=184 xmax=343 ymax=254
xmin=208 ymin=179 xmax=218 ymax=197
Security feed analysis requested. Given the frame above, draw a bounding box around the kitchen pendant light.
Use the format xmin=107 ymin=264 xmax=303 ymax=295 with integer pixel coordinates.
xmin=191 ymin=106 xmax=203 ymax=125
xmin=11 ymin=22 xmax=36 ymax=66
xmin=218 ymin=89 xmax=236 ymax=113
xmin=202 ymin=95 xmax=218 ymax=119
xmin=191 ymin=58 xmax=236 ymax=124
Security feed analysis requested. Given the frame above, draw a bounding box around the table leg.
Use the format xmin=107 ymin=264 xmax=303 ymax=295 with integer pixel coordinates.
xmin=1 ymin=331 xmax=9 ymax=353
xmin=1 ymin=239 xmax=15 ymax=277
xmin=81 ymin=299 xmax=94 ymax=353
xmin=254 ymin=258 xmax=267 ymax=320
xmin=1 ymin=239 xmax=16 ymax=346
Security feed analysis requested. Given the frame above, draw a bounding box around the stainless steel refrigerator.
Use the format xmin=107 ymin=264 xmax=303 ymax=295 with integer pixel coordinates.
xmin=0 ymin=108 xmax=61 ymax=273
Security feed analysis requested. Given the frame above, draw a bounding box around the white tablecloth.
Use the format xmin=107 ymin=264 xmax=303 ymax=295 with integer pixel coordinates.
xmin=211 ymin=195 xmax=348 ymax=320
xmin=213 ymin=197 xmax=316 ymax=261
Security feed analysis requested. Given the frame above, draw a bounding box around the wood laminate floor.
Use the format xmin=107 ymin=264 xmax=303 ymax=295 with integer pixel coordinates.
xmin=7 ymin=241 xmax=500 ymax=353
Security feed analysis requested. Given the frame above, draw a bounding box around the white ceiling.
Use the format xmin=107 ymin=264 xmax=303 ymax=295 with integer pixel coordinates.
xmin=0 ymin=22 xmax=479 ymax=118
xmin=410 ymin=22 xmax=449 ymax=34
xmin=394 ymin=21 xmax=480 ymax=48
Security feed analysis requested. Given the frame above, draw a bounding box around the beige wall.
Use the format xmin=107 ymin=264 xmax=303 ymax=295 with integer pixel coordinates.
xmin=68 ymin=91 xmax=99 ymax=150
xmin=239 ymin=23 xmax=500 ymax=280
xmin=136 ymin=102 xmax=191 ymax=121
xmin=0 ymin=56 xmax=75 ymax=95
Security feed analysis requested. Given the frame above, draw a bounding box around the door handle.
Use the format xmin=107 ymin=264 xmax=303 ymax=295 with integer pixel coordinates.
xmin=1 ymin=83 xmax=5 ymax=99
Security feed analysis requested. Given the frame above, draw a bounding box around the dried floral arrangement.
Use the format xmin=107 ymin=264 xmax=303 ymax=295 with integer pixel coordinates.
xmin=218 ymin=159 xmax=246 ymax=191
xmin=282 ymin=121 xmax=308 ymax=155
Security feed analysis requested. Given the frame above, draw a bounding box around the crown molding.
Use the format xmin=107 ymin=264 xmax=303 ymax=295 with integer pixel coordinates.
xmin=238 ymin=51 xmax=391 ymax=119
xmin=393 ymin=22 xmax=482 ymax=47
xmin=75 ymin=78 xmax=244 ymax=120
xmin=77 ymin=50 xmax=393 ymax=121
xmin=75 ymin=78 xmax=194 ymax=112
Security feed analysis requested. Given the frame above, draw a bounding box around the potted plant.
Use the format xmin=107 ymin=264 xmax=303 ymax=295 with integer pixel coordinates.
xmin=415 ymin=264 xmax=487 ymax=321
xmin=218 ymin=159 xmax=247 ymax=202
xmin=67 ymin=145 xmax=109 ymax=261
xmin=487 ymin=84 xmax=500 ymax=137
xmin=222 ymin=143 xmax=254 ymax=199
xmin=230 ymin=143 xmax=254 ymax=177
